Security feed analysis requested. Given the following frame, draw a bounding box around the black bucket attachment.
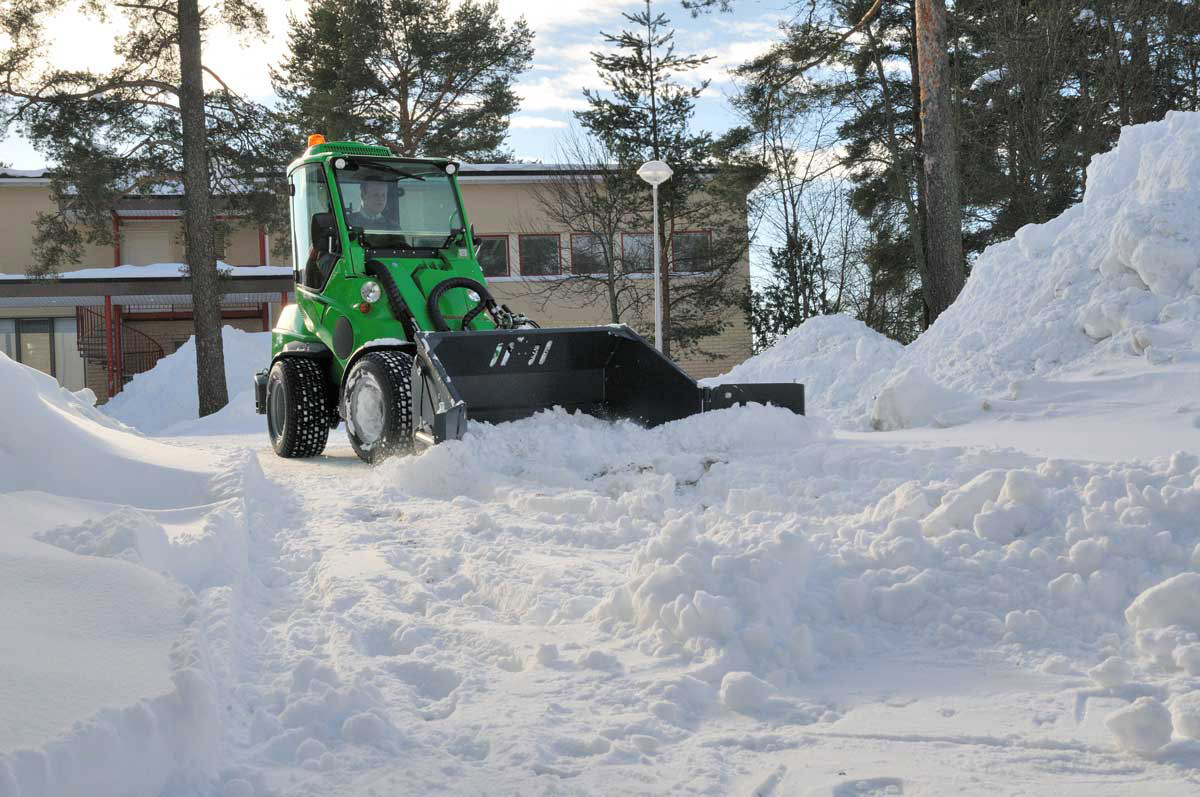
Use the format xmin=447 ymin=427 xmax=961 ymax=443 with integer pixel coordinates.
xmin=409 ymin=325 xmax=804 ymax=447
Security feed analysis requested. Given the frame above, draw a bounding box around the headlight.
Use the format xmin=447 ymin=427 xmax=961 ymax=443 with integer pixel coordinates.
xmin=361 ymin=280 xmax=382 ymax=303
xmin=334 ymin=157 xmax=347 ymax=169
xmin=444 ymin=163 xmax=457 ymax=175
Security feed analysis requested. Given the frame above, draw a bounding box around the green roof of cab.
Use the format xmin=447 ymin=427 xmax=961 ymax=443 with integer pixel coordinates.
xmin=287 ymin=140 xmax=456 ymax=172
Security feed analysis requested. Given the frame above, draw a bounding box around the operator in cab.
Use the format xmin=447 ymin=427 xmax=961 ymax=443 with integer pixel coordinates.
xmin=347 ymin=180 xmax=395 ymax=229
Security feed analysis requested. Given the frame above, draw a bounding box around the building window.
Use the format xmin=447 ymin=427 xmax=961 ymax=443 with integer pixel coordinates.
xmin=518 ymin=234 xmax=561 ymax=276
xmin=0 ymin=319 xmax=14 ymax=361
xmin=621 ymin=232 xmax=653 ymax=274
xmin=476 ymin=235 xmax=510 ymax=277
xmin=672 ymin=230 xmax=713 ymax=273
xmin=16 ymin=318 xmax=55 ymax=376
xmin=570 ymin=233 xmax=608 ymax=275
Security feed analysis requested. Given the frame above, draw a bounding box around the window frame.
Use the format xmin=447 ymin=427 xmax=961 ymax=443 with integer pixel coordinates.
xmin=475 ymin=234 xmax=511 ymax=278
xmin=15 ymin=317 xmax=56 ymax=377
xmin=620 ymin=231 xmax=655 ymax=275
xmin=670 ymin=229 xmax=714 ymax=274
xmin=517 ymin=233 xmax=562 ymax=277
xmin=568 ymin=232 xmax=610 ymax=276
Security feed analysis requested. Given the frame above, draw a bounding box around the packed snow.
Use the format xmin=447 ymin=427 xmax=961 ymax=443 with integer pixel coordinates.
xmin=2 ymin=112 xmax=1200 ymax=794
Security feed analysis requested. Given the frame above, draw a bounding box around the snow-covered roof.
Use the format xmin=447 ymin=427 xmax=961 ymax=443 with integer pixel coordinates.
xmin=0 ymin=262 xmax=293 ymax=281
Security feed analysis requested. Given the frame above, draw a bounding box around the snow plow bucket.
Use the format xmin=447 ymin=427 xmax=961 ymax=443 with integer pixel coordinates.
xmin=409 ymin=325 xmax=804 ymax=446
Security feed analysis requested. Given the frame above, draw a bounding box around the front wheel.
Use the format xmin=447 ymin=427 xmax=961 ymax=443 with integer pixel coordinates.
xmin=344 ymin=351 xmax=415 ymax=464
xmin=266 ymin=358 xmax=331 ymax=458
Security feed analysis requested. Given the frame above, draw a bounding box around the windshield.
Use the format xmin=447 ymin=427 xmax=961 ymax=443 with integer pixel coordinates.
xmin=332 ymin=159 xmax=462 ymax=250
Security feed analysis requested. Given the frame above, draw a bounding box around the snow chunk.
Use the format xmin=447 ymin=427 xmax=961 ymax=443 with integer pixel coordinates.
xmin=719 ymin=671 xmax=775 ymax=714
xmin=870 ymin=367 xmax=978 ymax=431
xmin=1106 ymin=697 xmax=1173 ymax=754
xmin=1088 ymin=656 xmax=1133 ymax=688
xmin=1125 ymin=573 xmax=1200 ymax=633
xmin=1174 ymin=644 xmax=1200 ymax=676
xmin=1170 ymin=691 xmax=1200 ymax=740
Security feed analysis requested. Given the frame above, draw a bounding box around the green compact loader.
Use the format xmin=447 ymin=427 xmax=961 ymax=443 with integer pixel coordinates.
xmin=254 ymin=136 xmax=805 ymax=463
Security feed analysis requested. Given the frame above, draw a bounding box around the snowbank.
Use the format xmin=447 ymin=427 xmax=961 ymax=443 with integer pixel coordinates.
xmin=902 ymin=110 xmax=1200 ymax=396
xmin=0 ymin=353 xmax=269 ymax=795
xmin=715 ymin=111 xmax=1200 ymax=430
xmin=103 ymin=326 xmax=270 ymax=435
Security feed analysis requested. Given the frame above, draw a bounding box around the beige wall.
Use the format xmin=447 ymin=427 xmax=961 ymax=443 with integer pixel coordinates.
xmin=459 ymin=180 xmax=751 ymax=379
xmin=0 ymin=183 xmax=111 ymax=274
xmin=0 ymin=182 xmax=269 ymax=275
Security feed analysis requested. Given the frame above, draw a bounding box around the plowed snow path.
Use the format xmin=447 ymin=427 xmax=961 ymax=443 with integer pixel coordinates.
xmin=162 ymin=410 xmax=1200 ymax=795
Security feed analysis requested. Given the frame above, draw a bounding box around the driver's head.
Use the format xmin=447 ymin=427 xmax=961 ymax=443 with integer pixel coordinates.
xmin=361 ymin=181 xmax=388 ymax=218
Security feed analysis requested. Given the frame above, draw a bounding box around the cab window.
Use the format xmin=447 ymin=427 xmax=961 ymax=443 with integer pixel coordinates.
xmin=289 ymin=164 xmax=336 ymax=289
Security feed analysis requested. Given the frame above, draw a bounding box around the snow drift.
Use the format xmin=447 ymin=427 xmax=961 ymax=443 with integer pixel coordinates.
xmin=0 ymin=353 xmax=267 ymax=795
xmin=0 ymin=351 xmax=215 ymax=507
xmin=102 ymin=326 xmax=270 ymax=435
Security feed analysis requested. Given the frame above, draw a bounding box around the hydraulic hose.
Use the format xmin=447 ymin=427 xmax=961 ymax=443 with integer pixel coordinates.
xmin=425 ymin=277 xmax=497 ymax=332
xmin=364 ymin=259 xmax=419 ymax=341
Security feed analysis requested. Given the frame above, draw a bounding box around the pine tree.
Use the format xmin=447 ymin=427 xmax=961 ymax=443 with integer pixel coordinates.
xmin=576 ymin=0 xmax=759 ymax=359
xmin=273 ymin=0 xmax=534 ymax=161
xmin=0 ymin=0 xmax=280 ymax=416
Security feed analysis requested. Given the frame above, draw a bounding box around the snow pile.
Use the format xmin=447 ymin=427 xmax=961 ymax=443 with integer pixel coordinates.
xmin=903 ymin=110 xmax=1200 ymax=396
xmin=718 ymin=111 xmax=1200 ymax=429
xmin=103 ymin=326 xmax=270 ymax=435
xmin=704 ymin=314 xmax=902 ymax=428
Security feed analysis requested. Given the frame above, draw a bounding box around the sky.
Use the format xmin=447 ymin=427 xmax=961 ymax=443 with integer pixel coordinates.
xmin=0 ymin=0 xmax=795 ymax=169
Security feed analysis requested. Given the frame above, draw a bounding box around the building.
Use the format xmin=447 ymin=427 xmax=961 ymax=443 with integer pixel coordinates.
xmin=0 ymin=164 xmax=752 ymax=401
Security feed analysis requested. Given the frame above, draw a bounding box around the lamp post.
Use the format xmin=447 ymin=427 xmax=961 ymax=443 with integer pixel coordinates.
xmin=637 ymin=159 xmax=673 ymax=353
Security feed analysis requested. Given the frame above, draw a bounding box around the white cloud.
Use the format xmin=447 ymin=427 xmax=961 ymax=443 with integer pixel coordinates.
xmin=510 ymin=115 xmax=569 ymax=129
xmin=495 ymin=0 xmax=642 ymax=32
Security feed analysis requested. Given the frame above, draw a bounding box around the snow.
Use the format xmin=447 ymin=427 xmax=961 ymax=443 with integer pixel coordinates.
xmin=0 ymin=350 xmax=267 ymax=795
xmin=102 ymin=326 xmax=270 ymax=435
xmin=3 ymin=111 xmax=1200 ymax=793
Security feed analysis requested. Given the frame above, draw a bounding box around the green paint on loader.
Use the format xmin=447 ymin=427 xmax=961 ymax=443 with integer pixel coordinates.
xmin=255 ymin=137 xmax=805 ymax=463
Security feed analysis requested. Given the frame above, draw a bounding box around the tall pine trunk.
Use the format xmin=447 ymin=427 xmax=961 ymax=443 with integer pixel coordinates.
xmin=177 ymin=0 xmax=228 ymax=416
xmin=914 ymin=0 xmax=964 ymax=322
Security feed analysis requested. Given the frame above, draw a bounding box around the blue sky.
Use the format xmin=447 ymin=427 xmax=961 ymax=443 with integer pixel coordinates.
xmin=0 ymin=0 xmax=794 ymax=169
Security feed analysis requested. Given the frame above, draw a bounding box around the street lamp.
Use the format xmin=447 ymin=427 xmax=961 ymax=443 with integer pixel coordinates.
xmin=637 ymin=159 xmax=673 ymax=353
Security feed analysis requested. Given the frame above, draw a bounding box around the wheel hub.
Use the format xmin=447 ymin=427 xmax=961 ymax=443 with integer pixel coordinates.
xmin=350 ymin=371 xmax=387 ymax=446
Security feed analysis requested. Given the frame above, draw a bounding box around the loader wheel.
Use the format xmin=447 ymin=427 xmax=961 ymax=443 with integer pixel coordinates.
xmin=267 ymin=357 xmax=331 ymax=458
xmin=344 ymin=350 xmax=415 ymax=464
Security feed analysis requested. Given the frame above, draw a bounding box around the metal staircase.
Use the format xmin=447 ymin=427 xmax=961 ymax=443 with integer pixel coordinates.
xmin=76 ymin=306 xmax=165 ymax=390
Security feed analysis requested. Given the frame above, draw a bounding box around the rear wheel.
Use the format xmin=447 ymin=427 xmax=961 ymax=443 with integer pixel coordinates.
xmin=344 ymin=350 xmax=415 ymax=464
xmin=267 ymin=357 xmax=330 ymax=458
